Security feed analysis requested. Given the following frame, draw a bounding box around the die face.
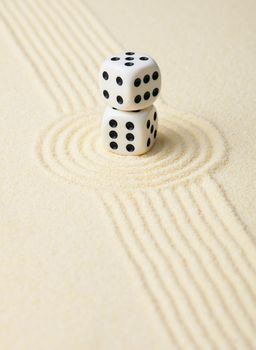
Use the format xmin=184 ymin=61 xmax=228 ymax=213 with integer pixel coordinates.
xmin=99 ymin=52 xmax=161 ymax=111
xmin=101 ymin=105 xmax=158 ymax=155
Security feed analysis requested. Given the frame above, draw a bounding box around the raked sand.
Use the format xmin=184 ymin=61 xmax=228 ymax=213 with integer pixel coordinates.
xmin=0 ymin=0 xmax=255 ymax=349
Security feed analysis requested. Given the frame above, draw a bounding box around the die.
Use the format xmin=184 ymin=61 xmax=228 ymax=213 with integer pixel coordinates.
xmin=101 ymin=105 xmax=158 ymax=155
xmin=99 ymin=51 xmax=161 ymax=111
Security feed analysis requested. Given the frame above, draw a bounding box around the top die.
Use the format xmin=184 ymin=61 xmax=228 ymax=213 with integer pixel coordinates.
xmin=99 ymin=51 xmax=161 ymax=111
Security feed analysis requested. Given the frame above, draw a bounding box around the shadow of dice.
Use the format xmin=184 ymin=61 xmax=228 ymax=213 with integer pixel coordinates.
xmin=102 ymin=106 xmax=158 ymax=155
xmin=99 ymin=51 xmax=161 ymax=111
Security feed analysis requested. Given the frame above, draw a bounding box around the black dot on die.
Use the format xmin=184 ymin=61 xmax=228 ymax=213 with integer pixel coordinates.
xmin=134 ymin=78 xmax=141 ymax=87
xmin=126 ymin=133 xmax=134 ymax=141
xmin=154 ymin=130 xmax=157 ymax=138
xmin=151 ymin=125 xmax=154 ymax=134
xmin=147 ymin=138 xmax=151 ymax=147
xmin=154 ymin=112 xmax=157 ymax=120
xmin=152 ymin=71 xmax=159 ymax=80
xmin=144 ymin=91 xmax=150 ymax=100
xmin=116 ymin=95 xmax=123 ymax=104
xmin=126 ymin=52 xmax=135 ymax=55
xmin=110 ymin=142 xmax=118 ymax=149
xmin=125 ymin=62 xmax=134 ymax=66
xmin=112 ymin=107 xmax=117 ymax=110
xmin=146 ymin=120 xmax=150 ymax=129
xmin=126 ymin=122 xmax=134 ymax=130
xmin=111 ymin=57 xmax=120 ymax=61
xmin=126 ymin=144 xmax=135 ymax=152
xmin=125 ymin=57 xmax=134 ymax=61
xmin=109 ymin=130 xmax=118 ymax=139
xmin=152 ymin=88 xmax=159 ymax=96
xmin=103 ymin=90 xmax=109 ymax=99
xmin=143 ymin=74 xmax=150 ymax=84
xmin=103 ymin=71 xmax=109 ymax=80
xmin=109 ymin=119 xmax=117 ymax=127
xmin=116 ymin=76 xmax=123 ymax=85
xmin=134 ymin=95 xmax=141 ymax=103
xmin=140 ymin=56 xmax=149 ymax=61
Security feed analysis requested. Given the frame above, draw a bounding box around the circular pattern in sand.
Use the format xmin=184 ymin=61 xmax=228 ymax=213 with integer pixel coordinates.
xmin=36 ymin=105 xmax=226 ymax=190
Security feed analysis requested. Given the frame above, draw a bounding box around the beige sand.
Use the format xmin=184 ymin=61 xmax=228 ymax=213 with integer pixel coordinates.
xmin=0 ymin=0 xmax=255 ymax=349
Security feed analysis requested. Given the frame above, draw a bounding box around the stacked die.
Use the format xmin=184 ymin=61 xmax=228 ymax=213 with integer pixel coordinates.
xmin=99 ymin=51 xmax=161 ymax=155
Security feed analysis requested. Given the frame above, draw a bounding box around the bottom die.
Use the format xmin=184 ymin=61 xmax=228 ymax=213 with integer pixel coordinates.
xmin=101 ymin=105 xmax=158 ymax=155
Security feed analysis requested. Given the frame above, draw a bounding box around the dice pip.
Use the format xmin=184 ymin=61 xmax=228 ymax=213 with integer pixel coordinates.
xmin=99 ymin=51 xmax=161 ymax=155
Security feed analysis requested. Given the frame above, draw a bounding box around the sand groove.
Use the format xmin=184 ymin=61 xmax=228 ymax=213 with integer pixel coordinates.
xmin=36 ymin=105 xmax=225 ymax=190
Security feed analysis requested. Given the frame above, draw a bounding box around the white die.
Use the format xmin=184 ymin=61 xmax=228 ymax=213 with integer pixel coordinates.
xmin=99 ymin=51 xmax=161 ymax=111
xmin=101 ymin=105 xmax=158 ymax=155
